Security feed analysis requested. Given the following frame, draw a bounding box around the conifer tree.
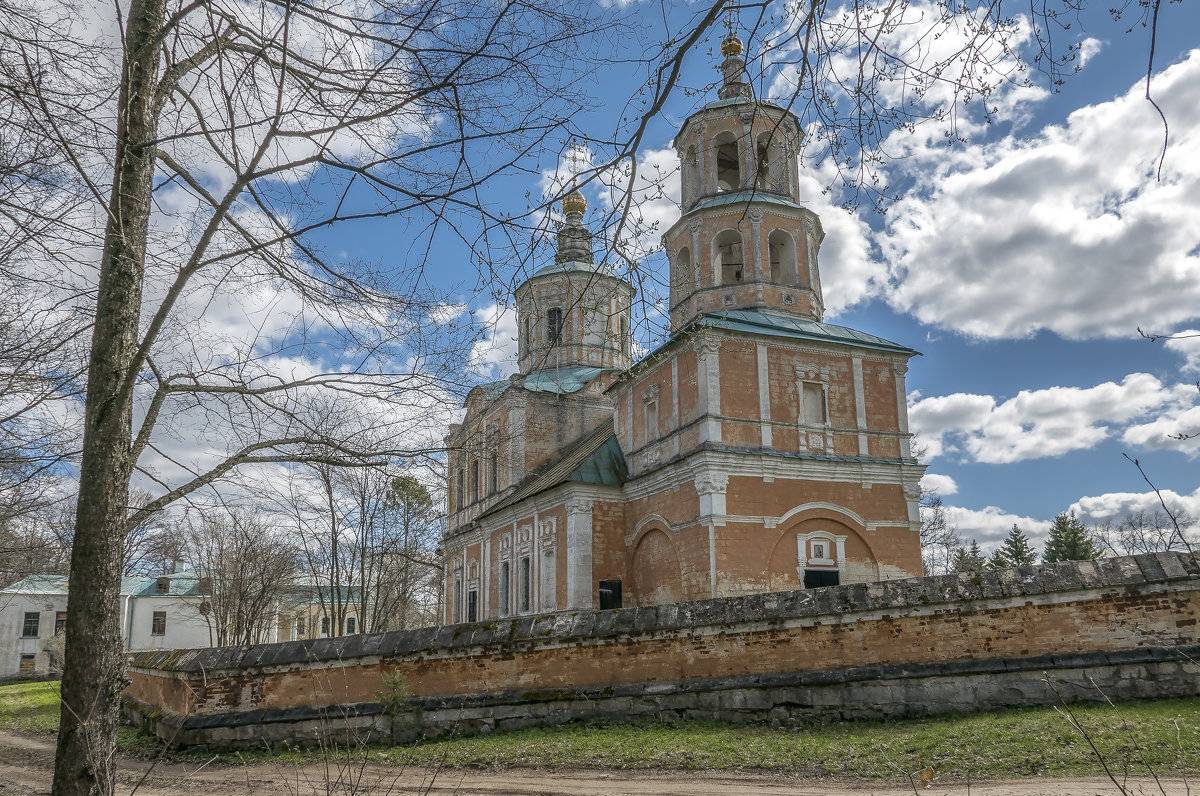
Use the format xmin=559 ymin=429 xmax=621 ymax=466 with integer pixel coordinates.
xmin=951 ymin=540 xmax=988 ymax=572
xmin=1042 ymin=512 xmax=1103 ymax=562
xmin=989 ymin=524 xmax=1038 ymax=569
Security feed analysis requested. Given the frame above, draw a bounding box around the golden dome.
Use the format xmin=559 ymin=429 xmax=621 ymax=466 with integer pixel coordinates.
xmin=562 ymin=189 xmax=587 ymax=216
xmin=720 ymin=33 xmax=743 ymax=58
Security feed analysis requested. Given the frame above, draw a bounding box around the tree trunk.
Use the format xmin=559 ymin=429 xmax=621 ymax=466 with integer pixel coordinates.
xmin=52 ymin=0 xmax=163 ymax=792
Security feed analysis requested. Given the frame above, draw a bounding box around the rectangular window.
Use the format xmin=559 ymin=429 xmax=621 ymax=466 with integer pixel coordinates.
xmin=467 ymin=590 xmax=478 ymax=622
xmin=488 ymin=450 xmax=498 ymax=495
xmin=548 ymin=307 xmax=564 ymax=345
xmin=456 ymin=468 xmax=465 ymax=510
xmin=54 ymin=612 xmax=67 ymax=635
xmin=803 ymin=569 xmax=840 ymax=589
xmin=470 ymin=459 xmax=479 ymax=503
xmin=598 ymin=579 xmax=622 ymax=610
xmin=345 ymin=616 xmax=356 ymax=634
xmin=452 ymin=580 xmax=462 ymax=623
xmin=539 ymin=550 xmax=556 ymax=612
xmin=296 ymin=617 xmax=306 ymax=639
xmin=155 ymin=577 xmax=170 ymax=594
xmin=519 ymin=556 xmax=531 ymax=613
xmin=19 ymin=654 xmax=35 ymax=672
xmin=321 ymin=615 xmax=331 ymax=636
xmin=21 ymin=612 xmax=39 ymax=637
xmin=499 ymin=562 xmax=511 ymax=617
xmin=151 ymin=611 xmax=166 ymax=636
xmin=644 ymin=400 xmax=658 ymax=443
xmin=801 ymin=382 xmax=827 ymax=425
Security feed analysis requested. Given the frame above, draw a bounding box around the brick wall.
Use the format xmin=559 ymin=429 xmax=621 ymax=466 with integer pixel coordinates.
xmin=124 ymin=553 xmax=1200 ymax=748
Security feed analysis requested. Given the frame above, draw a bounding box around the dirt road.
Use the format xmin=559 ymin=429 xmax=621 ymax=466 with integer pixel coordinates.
xmin=0 ymin=730 xmax=1190 ymax=796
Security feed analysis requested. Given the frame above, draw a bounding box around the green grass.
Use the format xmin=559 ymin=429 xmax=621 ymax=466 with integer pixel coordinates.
xmin=0 ymin=680 xmax=62 ymax=734
xmin=366 ymin=700 xmax=1200 ymax=780
xmin=3 ymin=680 xmax=1198 ymax=781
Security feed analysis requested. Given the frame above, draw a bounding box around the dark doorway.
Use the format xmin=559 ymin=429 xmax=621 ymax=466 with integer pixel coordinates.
xmin=598 ymin=579 xmax=622 ymax=610
xmin=803 ymin=569 xmax=840 ymax=589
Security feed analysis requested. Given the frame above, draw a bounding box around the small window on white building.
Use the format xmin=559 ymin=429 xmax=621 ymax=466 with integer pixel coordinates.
xmin=321 ymin=615 xmax=331 ymax=636
xmin=21 ymin=612 xmax=39 ymax=637
xmin=151 ymin=611 xmax=166 ymax=636
xmin=155 ymin=577 xmax=170 ymax=594
xmin=55 ymin=612 xmax=67 ymax=635
xmin=345 ymin=616 xmax=357 ymax=634
xmin=296 ymin=616 xmax=306 ymax=639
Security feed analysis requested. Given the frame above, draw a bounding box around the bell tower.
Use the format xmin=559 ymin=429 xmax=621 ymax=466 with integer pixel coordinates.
xmin=664 ymin=32 xmax=825 ymax=330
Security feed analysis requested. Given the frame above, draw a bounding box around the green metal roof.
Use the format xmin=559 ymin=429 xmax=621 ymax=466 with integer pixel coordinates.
xmin=698 ymin=309 xmax=920 ymax=356
xmin=530 ymin=259 xmax=623 ymax=279
xmin=1 ymin=574 xmax=69 ymax=594
xmin=469 ymin=379 xmax=510 ymax=404
xmin=687 ymin=190 xmax=806 ymax=214
xmin=481 ymin=419 xmax=626 ymax=518
xmin=522 ymin=365 xmax=607 ymax=394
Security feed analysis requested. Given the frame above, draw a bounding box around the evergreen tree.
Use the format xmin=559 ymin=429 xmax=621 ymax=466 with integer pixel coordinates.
xmin=951 ymin=540 xmax=987 ymax=572
xmin=989 ymin=524 xmax=1038 ymax=569
xmin=1042 ymin=512 xmax=1103 ymax=562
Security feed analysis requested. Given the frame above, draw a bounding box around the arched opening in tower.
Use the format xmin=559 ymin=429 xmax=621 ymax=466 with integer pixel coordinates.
xmin=768 ymin=229 xmax=799 ymax=284
xmin=714 ymin=230 xmax=744 ymax=284
xmin=756 ymin=132 xmax=786 ymax=193
xmin=714 ymin=133 xmax=740 ymax=192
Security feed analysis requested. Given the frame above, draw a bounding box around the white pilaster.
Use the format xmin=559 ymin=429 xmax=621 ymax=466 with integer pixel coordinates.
xmin=852 ymin=357 xmax=868 ymax=456
xmin=694 ymin=336 xmax=722 ymax=443
xmin=894 ymin=361 xmax=911 ymax=458
xmin=757 ymin=344 xmax=772 ymax=448
xmin=565 ymin=498 xmax=594 ymax=610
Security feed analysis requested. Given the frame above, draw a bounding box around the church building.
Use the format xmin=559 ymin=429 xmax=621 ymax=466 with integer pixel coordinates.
xmin=441 ymin=34 xmax=925 ymax=623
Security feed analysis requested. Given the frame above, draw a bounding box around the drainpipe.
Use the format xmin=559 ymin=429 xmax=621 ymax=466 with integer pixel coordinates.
xmin=124 ymin=591 xmax=136 ymax=651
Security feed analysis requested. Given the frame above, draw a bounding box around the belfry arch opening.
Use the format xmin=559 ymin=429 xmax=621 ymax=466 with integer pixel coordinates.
xmin=768 ymin=229 xmax=799 ymax=284
xmin=756 ymin=131 xmax=786 ymax=193
xmin=714 ymin=230 xmax=744 ymax=285
xmin=681 ymin=146 xmax=699 ymax=207
xmin=674 ymin=246 xmax=692 ymax=294
xmin=714 ymin=132 xmax=740 ymax=192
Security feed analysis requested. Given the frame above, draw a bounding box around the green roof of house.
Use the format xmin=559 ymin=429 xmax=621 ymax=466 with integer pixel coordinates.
xmin=1 ymin=574 xmax=69 ymax=594
xmin=2 ymin=573 xmax=204 ymax=597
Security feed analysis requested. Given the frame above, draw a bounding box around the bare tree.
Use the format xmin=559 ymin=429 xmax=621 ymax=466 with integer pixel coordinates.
xmin=920 ymin=492 xmax=962 ymax=576
xmin=1097 ymin=508 xmax=1197 ymax=556
xmin=183 ymin=508 xmax=297 ymax=647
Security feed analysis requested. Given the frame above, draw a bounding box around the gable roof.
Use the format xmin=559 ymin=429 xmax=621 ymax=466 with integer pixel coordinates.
xmin=483 ymin=418 xmax=626 ymax=518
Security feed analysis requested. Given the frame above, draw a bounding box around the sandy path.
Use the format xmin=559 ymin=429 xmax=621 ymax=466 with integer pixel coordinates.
xmin=0 ymin=730 xmax=1191 ymax=795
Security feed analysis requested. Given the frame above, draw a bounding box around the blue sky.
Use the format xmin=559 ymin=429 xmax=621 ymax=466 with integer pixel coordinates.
xmin=318 ymin=1 xmax=1200 ymax=552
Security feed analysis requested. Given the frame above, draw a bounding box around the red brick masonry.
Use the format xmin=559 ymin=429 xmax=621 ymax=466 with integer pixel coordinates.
xmin=123 ymin=553 xmax=1200 ymax=748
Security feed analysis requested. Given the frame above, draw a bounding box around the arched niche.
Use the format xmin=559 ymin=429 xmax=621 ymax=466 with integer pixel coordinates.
xmin=768 ymin=229 xmax=799 ymax=284
xmin=673 ymin=245 xmax=692 ymax=295
xmin=713 ymin=229 xmax=744 ymax=285
xmin=681 ymin=145 xmax=699 ymax=208
xmin=630 ymin=527 xmax=682 ymax=606
xmin=713 ymin=131 xmax=740 ymax=192
xmin=755 ymin=131 xmax=787 ymax=193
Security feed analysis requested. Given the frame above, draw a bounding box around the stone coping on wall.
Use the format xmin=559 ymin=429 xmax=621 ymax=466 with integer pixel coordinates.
xmin=127 ymin=552 xmax=1200 ymax=676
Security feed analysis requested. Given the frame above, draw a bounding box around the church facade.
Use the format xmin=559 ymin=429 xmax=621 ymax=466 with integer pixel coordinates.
xmin=441 ymin=35 xmax=925 ymax=624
